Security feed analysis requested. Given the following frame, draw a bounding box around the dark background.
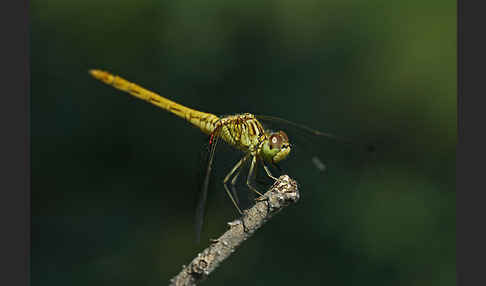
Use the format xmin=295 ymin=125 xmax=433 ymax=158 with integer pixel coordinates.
xmin=31 ymin=1 xmax=456 ymax=285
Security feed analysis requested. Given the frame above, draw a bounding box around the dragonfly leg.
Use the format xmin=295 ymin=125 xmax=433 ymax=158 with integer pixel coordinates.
xmin=261 ymin=159 xmax=278 ymax=180
xmin=246 ymin=156 xmax=264 ymax=197
xmin=230 ymin=169 xmax=242 ymax=207
xmin=223 ymin=156 xmax=248 ymax=215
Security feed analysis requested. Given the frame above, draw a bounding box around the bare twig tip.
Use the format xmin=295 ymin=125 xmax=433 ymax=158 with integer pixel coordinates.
xmin=169 ymin=175 xmax=299 ymax=286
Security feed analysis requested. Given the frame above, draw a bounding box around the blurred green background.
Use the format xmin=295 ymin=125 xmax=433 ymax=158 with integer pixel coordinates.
xmin=31 ymin=0 xmax=456 ymax=285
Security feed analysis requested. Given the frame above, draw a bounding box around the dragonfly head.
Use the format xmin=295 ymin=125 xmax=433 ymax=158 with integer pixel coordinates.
xmin=262 ymin=131 xmax=291 ymax=163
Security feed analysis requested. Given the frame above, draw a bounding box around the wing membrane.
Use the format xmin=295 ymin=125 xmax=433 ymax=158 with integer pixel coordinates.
xmin=256 ymin=114 xmax=377 ymax=174
xmin=194 ymin=127 xmax=222 ymax=243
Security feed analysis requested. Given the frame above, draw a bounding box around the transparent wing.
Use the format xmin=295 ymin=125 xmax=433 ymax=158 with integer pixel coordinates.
xmin=194 ymin=127 xmax=222 ymax=243
xmin=256 ymin=114 xmax=378 ymax=175
xmin=256 ymin=115 xmax=349 ymax=142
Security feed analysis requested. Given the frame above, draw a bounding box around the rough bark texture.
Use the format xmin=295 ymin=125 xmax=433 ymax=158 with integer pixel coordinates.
xmin=169 ymin=175 xmax=300 ymax=286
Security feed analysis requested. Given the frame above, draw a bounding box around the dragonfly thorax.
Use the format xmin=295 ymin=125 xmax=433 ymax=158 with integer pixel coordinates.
xmin=216 ymin=113 xmax=265 ymax=150
xmin=215 ymin=114 xmax=291 ymax=163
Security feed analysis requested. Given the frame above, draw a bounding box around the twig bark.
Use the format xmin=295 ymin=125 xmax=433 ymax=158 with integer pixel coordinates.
xmin=169 ymin=175 xmax=299 ymax=286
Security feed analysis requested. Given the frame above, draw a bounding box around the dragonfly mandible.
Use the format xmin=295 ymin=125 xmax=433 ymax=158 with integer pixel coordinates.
xmin=90 ymin=69 xmax=343 ymax=240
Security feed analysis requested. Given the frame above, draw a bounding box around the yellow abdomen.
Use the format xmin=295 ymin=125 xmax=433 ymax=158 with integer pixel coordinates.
xmin=90 ymin=69 xmax=220 ymax=135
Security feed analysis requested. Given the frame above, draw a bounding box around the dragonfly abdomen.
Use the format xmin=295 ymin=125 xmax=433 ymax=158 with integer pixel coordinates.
xmin=89 ymin=69 xmax=220 ymax=135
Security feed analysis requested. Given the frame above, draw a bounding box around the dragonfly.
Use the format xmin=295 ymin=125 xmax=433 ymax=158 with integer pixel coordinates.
xmin=89 ymin=69 xmax=352 ymax=241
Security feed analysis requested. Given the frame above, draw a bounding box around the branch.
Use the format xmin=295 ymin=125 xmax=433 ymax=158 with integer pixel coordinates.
xmin=169 ymin=175 xmax=300 ymax=286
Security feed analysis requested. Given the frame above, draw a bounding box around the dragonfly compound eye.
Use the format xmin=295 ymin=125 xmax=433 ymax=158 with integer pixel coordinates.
xmin=269 ymin=131 xmax=291 ymax=150
xmin=269 ymin=133 xmax=283 ymax=150
xmin=271 ymin=132 xmax=291 ymax=163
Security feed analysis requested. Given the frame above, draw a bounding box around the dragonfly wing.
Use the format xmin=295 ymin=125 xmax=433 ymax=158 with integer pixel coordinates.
xmin=256 ymin=115 xmax=348 ymax=142
xmin=256 ymin=114 xmax=378 ymax=174
xmin=195 ymin=127 xmax=222 ymax=243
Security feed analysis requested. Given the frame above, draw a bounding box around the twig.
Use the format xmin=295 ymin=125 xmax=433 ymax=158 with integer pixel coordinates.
xmin=169 ymin=175 xmax=300 ymax=286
